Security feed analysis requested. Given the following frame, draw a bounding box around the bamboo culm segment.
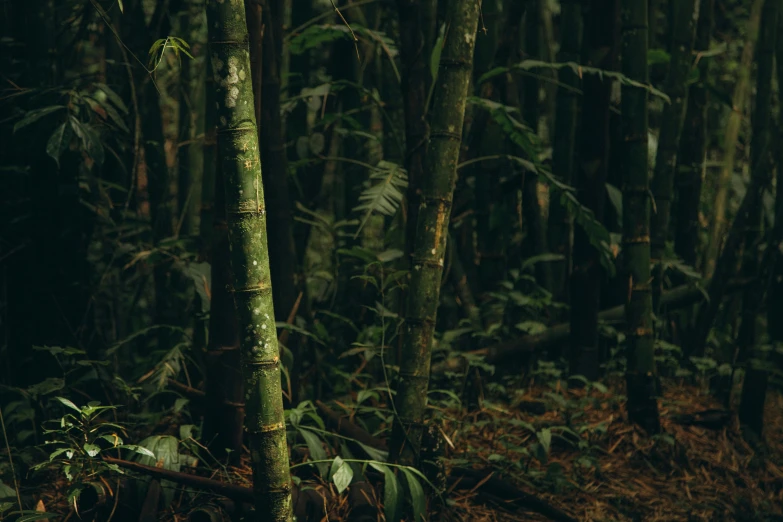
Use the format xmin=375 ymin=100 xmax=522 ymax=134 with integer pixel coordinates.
xmin=621 ymin=0 xmax=661 ymax=434
xmin=391 ymin=0 xmax=480 ymax=467
xmin=206 ymin=1 xmax=293 ymax=520
xmin=674 ymin=0 xmax=714 ymax=268
xmin=650 ymin=0 xmax=699 ymax=310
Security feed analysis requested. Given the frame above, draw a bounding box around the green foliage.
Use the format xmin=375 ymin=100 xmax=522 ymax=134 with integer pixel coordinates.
xmin=148 ymin=36 xmax=193 ymax=71
xmin=33 ymin=398 xmax=153 ymax=506
xmin=352 ymin=160 xmax=408 ymax=238
xmin=478 ymin=60 xmax=671 ymax=103
xmin=468 ymin=97 xmax=616 ymax=276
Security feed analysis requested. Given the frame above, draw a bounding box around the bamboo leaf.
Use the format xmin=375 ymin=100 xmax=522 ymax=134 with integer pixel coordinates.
xmin=479 ymin=60 xmax=671 ymax=103
xmin=330 ymin=456 xmax=353 ymax=493
xmin=401 ymin=468 xmax=426 ymax=522
xmin=94 ymin=83 xmax=129 ymax=114
xmin=46 ymin=122 xmax=73 ymax=167
xmin=13 ymin=106 xmax=66 ymax=133
xmin=369 ymin=462 xmax=401 ymax=522
xmin=299 ymin=428 xmax=329 ymax=477
xmin=520 ymin=253 xmax=565 ymax=273
xmin=54 ymin=397 xmax=82 ymax=415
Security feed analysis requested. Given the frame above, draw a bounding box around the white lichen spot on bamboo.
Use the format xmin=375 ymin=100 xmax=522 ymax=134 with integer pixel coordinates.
xmin=223 ymin=57 xmax=240 ymax=107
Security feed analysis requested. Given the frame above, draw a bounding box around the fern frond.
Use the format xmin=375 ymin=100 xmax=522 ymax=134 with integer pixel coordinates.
xmin=352 ymin=161 xmax=408 ymax=238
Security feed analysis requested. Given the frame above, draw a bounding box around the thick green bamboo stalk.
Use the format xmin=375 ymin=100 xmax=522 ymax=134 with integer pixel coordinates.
xmin=569 ymin=0 xmax=615 ymax=381
xmin=548 ymin=0 xmax=582 ymax=302
xmin=205 ymin=1 xmax=293 ymax=519
xmin=621 ymin=0 xmax=660 ymax=434
xmin=736 ymin=0 xmax=780 ymax=434
xmin=768 ymin=10 xmax=783 ymax=343
xmin=522 ymin=0 xmax=551 ymax=290
xmin=390 ymin=0 xmax=480 ymax=467
xmin=675 ymin=0 xmax=714 ymax=269
xmin=737 ymin=0 xmax=779 ymax=352
xmin=398 ymin=0 xmax=437 ymax=266
xmin=703 ymin=0 xmax=764 ymax=278
xmin=649 ymin=0 xmax=699 ymax=310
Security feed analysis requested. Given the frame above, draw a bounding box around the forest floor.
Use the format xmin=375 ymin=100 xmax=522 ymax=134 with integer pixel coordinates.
xmin=33 ymin=382 xmax=783 ymax=521
xmin=438 ymin=382 xmax=783 ymax=521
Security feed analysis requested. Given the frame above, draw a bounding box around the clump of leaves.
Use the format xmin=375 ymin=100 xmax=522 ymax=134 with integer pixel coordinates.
xmin=33 ymin=397 xmax=154 ymax=507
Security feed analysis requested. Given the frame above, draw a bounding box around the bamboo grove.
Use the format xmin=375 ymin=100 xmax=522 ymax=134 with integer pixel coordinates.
xmin=4 ymin=0 xmax=783 ymax=520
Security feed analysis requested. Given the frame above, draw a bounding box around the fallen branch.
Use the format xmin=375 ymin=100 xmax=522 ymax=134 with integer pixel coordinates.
xmin=103 ymin=456 xmax=328 ymax=522
xmin=448 ymin=467 xmax=577 ymax=522
xmin=433 ymin=278 xmax=753 ymax=373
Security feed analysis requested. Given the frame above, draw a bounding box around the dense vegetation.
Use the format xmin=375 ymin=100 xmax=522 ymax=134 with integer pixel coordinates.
xmin=2 ymin=0 xmax=783 ymax=520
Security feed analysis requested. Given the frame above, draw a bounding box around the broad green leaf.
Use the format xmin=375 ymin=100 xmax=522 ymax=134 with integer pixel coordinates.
xmin=605 ymin=182 xmax=623 ymax=226
xmin=95 ymin=83 xmax=129 ymax=114
xmin=26 ymin=378 xmax=65 ymax=398
xmin=69 ymin=117 xmax=105 ymax=165
xmin=13 ymin=106 xmax=65 ymax=133
xmin=95 ymin=96 xmax=129 ymax=133
xmin=54 ymin=396 xmax=82 ymax=415
xmin=123 ymin=445 xmax=156 ymax=459
xmin=330 ymin=456 xmax=353 ymax=494
xmin=358 ymin=442 xmax=388 ymax=462
xmin=537 ymin=428 xmax=552 ymax=455
xmin=647 ymin=48 xmax=671 ymax=66
xmin=84 ymin=443 xmax=100 ymax=457
xmin=369 ymin=462 xmax=400 ymax=522
xmin=520 ymin=253 xmax=565 ymax=273
xmin=46 ymin=122 xmax=73 ymax=167
xmin=299 ymin=428 xmax=329 ymax=477
xmin=0 ymin=481 xmax=16 ymax=499
xmin=430 ymin=23 xmax=446 ymax=81
xmin=401 ymin=468 xmax=426 ymax=522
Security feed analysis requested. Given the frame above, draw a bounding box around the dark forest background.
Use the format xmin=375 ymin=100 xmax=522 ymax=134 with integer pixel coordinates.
xmin=2 ymin=0 xmax=783 ymax=520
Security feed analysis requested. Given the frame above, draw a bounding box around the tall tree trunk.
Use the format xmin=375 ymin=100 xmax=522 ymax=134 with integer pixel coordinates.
xmin=621 ymin=0 xmax=661 ymax=434
xmin=548 ymin=0 xmax=582 ymax=302
xmin=201 ymin=31 xmax=244 ymax=462
xmin=675 ymin=0 xmax=714 ymax=269
xmin=390 ymin=0 xmax=480 ymax=467
xmin=398 ymin=0 xmax=437 ymax=267
xmin=255 ymin=0 xmax=300 ymax=334
xmin=569 ymin=0 xmax=616 ymax=381
xmin=206 ymin=1 xmax=293 ymax=519
xmin=650 ymin=0 xmax=699 ymax=311
xmin=703 ymin=0 xmax=764 ymax=278
xmin=769 ymin=11 xmax=783 ymax=344
xmin=521 ymin=0 xmax=551 ymax=290
xmin=472 ymin=0 xmax=506 ymax=298
xmin=737 ymin=0 xmax=780 ymax=437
